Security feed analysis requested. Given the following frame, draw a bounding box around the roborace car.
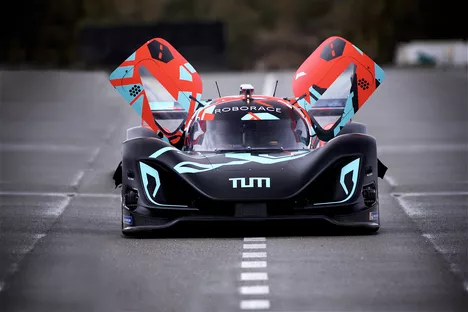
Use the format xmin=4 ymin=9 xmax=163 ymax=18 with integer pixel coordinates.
xmin=109 ymin=36 xmax=388 ymax=236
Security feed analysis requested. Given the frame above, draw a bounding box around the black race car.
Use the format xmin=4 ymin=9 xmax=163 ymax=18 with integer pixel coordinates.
xmin=109 ymin=36 xmax=387 ymax=236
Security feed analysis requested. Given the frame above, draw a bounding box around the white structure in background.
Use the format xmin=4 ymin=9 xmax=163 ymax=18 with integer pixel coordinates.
xmin=394 ymin=40 xmax=468 ymax=67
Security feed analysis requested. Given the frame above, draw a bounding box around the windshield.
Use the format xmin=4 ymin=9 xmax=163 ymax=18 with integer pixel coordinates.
xmin=186 ymin=106 xmax=310 ymax=152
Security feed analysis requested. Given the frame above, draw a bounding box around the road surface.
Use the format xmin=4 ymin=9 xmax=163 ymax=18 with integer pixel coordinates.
xmin=0 ymin=67 xmax=467 ymax=311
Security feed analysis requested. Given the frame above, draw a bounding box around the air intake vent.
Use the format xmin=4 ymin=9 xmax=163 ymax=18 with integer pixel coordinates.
xmin=123 ymin=187 xmax=139 ymax=211
xmin=362 ymin=182 xmax=377 ymax=207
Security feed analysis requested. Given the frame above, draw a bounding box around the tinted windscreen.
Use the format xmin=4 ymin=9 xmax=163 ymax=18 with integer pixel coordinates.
xmin=187 ymin=117 xmax=310 ymax=152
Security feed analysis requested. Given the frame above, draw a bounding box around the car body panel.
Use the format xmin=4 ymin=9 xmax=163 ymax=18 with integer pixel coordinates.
xmin=292 ymin=36 xmax=385 ymax=141
xmin=108 ymin=36 xmax=386 ymax=234
xmin=109 ymin=38 xmax=203 ymax=144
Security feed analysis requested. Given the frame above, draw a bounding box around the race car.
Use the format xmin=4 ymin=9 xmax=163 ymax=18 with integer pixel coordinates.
xmin=109 ymin=36 xmax=387 ymax=236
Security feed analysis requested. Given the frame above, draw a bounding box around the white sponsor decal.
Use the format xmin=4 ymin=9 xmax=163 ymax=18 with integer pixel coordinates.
xmin=295 ymin=71 xmax=306 ymax=79
xmin=214 ymin=106 xmax=281 ymax=114
xmin=229 ymin=177 xmax=271 ymax=188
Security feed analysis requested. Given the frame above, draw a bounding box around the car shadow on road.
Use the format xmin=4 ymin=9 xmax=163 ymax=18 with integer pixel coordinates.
xmin=123 ymin=219 xmax=379 ymax=239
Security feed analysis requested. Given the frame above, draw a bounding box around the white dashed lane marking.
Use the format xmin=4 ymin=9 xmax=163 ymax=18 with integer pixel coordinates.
xmin=240 ymin=285 xmax=270 ymax=295
xmin=0 ymin=191 xmax=120 ymax=294
xmin=243 ymin=244 xmax=266 ymax=249
xmin=240 ymin=237 xmax=270 ymax=310
xmin=241 ymin=273 xmax=268 ymax=281
xmin=392 ymin=191 xmax=468 ymax=293
xmin=240 ymin=300 xmax=271 ymax=310
xmin=71 ymin=170 xmax=85 ymax=187
xmin=0 ymin=191 xmax=120 ymax=198
xmin=243 ymin=252 xmax=267 ymax=258
xmin=383 ymin=174 xmax=398 ymax=188
xmin=242 ymin=261 xmax=267 ymax=269
xmin=0 ymin=194 xmax=71 ymax=294
xmin=244 ymin=237 xmax=266 ymax=242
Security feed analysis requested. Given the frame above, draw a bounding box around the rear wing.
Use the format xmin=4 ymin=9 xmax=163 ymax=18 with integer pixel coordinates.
xmin=292 ymin=36 xmax=385 ymax=141
xmin=109 ymin=38 xmax=203 ymax=144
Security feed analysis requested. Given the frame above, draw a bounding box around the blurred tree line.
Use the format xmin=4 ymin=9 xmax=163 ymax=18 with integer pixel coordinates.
xmin=2 ymin=0 xmax=466 ymax=70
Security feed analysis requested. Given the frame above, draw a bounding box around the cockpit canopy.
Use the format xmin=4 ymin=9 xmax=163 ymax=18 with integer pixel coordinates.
xmin=185 ymin=99 xmax=311 ymax=152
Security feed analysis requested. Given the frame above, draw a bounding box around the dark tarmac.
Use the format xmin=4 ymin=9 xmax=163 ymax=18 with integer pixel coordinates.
xmin=0 ymin=68 xmax=466 ymax=312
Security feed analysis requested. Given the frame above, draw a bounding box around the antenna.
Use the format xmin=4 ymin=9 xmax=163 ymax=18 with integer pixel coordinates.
xmin=272 ymin=80 xmax=279 ymax=97
xmin=215 ymin=81 xmax=221 ymax=97
xmin=189 ymin=95 xmax=206 ymax=109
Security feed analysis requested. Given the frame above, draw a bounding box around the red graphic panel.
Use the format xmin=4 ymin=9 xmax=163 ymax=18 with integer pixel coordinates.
xmin=109 ymin=38 xmax=203 ymax=144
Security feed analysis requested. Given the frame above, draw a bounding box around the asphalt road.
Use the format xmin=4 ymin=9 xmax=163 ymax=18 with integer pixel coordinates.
xmin=0 ymin=67 xmax=467 ymax=312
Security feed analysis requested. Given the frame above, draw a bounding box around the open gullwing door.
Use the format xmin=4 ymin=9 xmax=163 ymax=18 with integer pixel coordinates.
xmin=292 ymin=36 xmax=385 ymax=142
xmin=109 ymin=38 xmax=203 ymax=144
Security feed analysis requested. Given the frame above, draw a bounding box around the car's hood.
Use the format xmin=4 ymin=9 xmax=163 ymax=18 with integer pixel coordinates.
xmin=150 ymin=148 xmax=321 ymax=200
xmin=125 ymin=134 xmax=376 ymax=204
